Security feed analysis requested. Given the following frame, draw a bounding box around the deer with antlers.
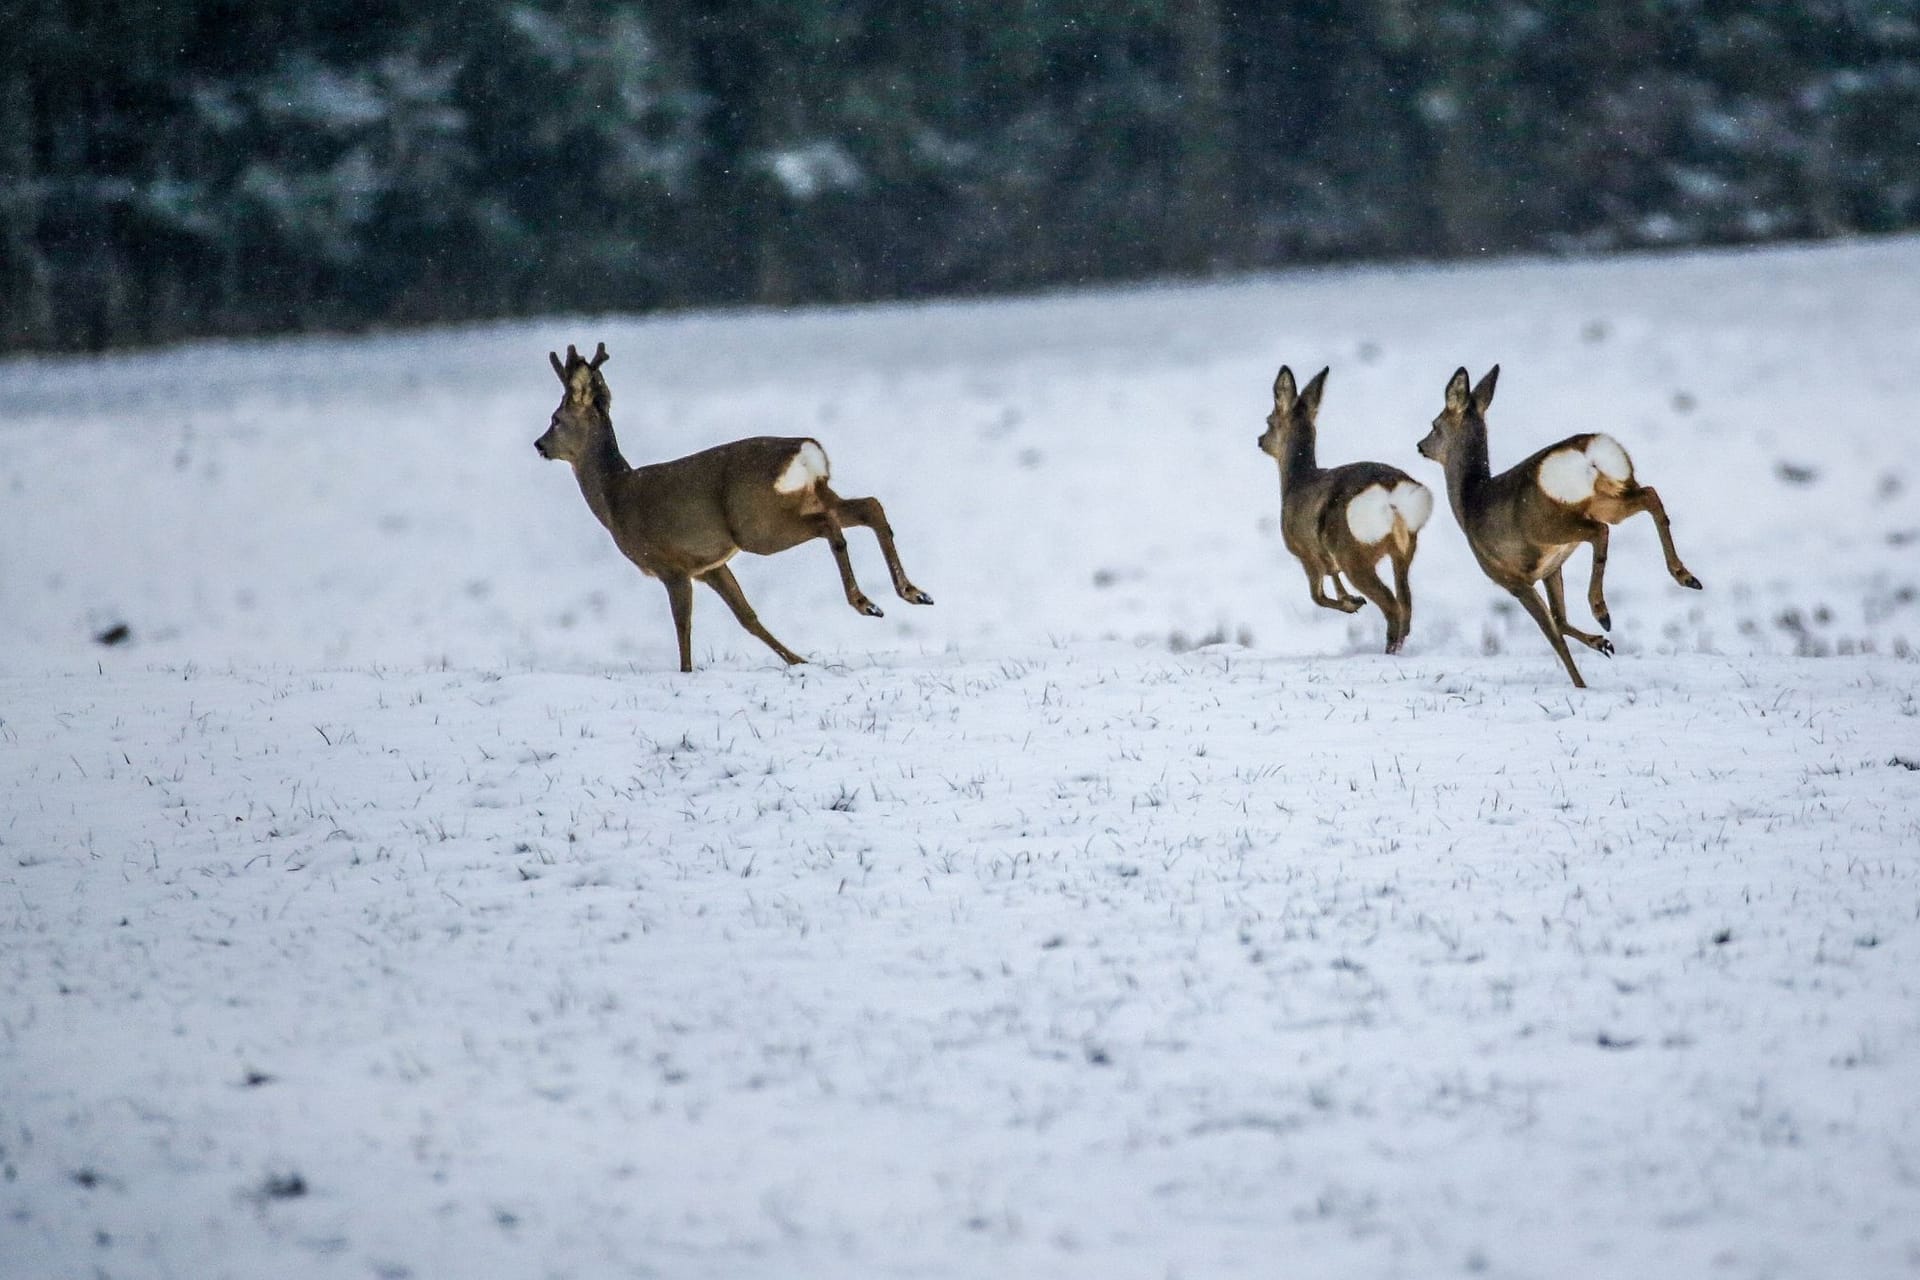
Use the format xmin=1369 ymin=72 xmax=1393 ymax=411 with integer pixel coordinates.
xmin=1259 ymin=364 xmax=1434 ymax=653
xmin=1417 ymin=366 xmax=1703 ymax=688
xmin=534 ymin=343 xmax=933 ymax=672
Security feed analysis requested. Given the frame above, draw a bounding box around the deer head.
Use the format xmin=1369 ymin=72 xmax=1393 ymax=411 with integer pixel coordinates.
xmin=1417 ymin=365 xmax=1498 ymax=466
xmin=1257 ymin=364 xmax=1327 ymax=459
xmin=534 ymin=342 xmax=613 ymax=462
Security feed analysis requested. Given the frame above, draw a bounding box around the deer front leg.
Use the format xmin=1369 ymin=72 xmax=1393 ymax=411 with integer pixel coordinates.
xmin=814 ymin=509 xmax=883 ymax=617
xmin=1331 ymin=572 xmax=1368 ymax=611
xmin=1544 ymin=566 xmax=1614 ymax=656
xmin=834 ymin=495 xmax=934 ymax=605
xmin=1342 ymin=556 xmax=1403 ymax=654
xmin=1627 ymin=485 xmax=1702 ymax=590
xmin=700 ymin=565 xmax=806 ymax=666
xmin=1507 ymin=582 xmax=1587 ymax=688
xmin=663 ymin=574 xmax=696 ymax=673
xmin=1301 ymin=559 xmax=1363 ymax=613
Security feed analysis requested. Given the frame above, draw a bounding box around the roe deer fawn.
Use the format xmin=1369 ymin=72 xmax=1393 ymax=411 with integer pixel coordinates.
xmin=1258 ymin=365 xmax=1434 ymax=653
xmin=1417 ymin=366 xmax=1703 ymax=688
xmin=534 ymin=342 xmax=933 ymax=672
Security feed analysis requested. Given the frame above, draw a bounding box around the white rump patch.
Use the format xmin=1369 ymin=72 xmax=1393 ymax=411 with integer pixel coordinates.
xmin=1390 ymin=481 xmax=1433 ymax=533
xmin=1538 ymin=435 xmax=1635 ymax=505
xmin=1538 ymin=447 xmax=1598 ymax=504
xmin=774 ymin=440 xmax=830 ymax=494
xmin=1347 ymin=481 xmax=1433 ymax=545
xmin=1587 ymin=433 xmax=1633 ymax=482
xmin=1346 ymin=486 xmax=1397 ymax=544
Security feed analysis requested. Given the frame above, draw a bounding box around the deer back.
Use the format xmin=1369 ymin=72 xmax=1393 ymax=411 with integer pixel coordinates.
xmin=616 ymin=436 xmax=832 ymax=570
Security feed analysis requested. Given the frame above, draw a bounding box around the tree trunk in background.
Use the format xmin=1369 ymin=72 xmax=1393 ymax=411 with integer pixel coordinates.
xmin=1363 ymin=0 xmax=1505 ymax=256
xmin=1171 ymin=0 xmax=1232 ymax=273
xmin=0 ymin=57 xmax=51 ymax=349
xmin=680 ymin=0 xmax=770 ymax=305
xmin=1423 ymin=42 xmax=1506 ymax=254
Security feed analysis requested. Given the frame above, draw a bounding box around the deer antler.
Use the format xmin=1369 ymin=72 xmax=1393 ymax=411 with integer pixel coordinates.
xmin=589 ymin=342 xmax=610 ymax=369
xmin=549 ymin=351 xmax=566 ymax=383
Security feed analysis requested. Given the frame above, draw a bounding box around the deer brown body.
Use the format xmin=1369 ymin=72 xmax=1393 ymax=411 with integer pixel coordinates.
xmin=1259 ymin=365 xmax=1433 ymax=653
xmin=1417 ymin=365 xmax=1702 ymax=688
xmin=535 ymin=343 xmax=932 ymax=672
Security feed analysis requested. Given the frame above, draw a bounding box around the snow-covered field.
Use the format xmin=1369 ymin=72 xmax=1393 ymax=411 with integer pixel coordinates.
xmin=3 ymin=238 xmax=1917 ymax=1278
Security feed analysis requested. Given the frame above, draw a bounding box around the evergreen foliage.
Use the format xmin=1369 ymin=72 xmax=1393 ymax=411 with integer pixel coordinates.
xmin=4 ymin=0 xmax=1917 ymax=350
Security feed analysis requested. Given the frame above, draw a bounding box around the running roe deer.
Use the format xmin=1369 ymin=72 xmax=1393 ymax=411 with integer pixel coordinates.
xmin=1258 ymin=365 xmax=1434 ymax=653
xmin=1417 ymin=366 xmax=1703 ymax=688
xmin=534 ymin=342 xmax=933 ymax=672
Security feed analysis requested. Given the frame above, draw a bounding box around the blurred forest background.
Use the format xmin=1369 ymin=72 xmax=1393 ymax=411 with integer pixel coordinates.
xmin=4 ymin=0 xmax=1919 ymax=352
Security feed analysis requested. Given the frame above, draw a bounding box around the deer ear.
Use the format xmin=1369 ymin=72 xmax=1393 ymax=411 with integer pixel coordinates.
xmin=1273 ymin=364 xmax=1297 ymax=411
xmin=549 ymin=351 xmax=566 ymax=383
xmin=1471 ymin=364 xmax=1500 ymax=415
xmin=1300 ymin=366 xmax=1329 ymax=419
xmin=1445 ymin=367 xmax=1472 ymax=413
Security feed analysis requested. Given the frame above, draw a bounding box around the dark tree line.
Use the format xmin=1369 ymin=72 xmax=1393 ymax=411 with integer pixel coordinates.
xmin=4 ymin=0 xmax=1918 ymax=352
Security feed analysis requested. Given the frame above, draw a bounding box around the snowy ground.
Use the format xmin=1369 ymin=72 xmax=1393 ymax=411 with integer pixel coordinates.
xmin=3 ymin=238 xmax=1918 ymax=1278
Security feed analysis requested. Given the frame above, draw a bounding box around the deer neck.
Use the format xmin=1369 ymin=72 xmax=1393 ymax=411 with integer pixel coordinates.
xmin=570 ymin=428 xmax=631 ymax=531
xmin=1444 ymin=421 xmax=1494 ymax=521
xmin=1277 ymin=425 xmax=1320 ymax=493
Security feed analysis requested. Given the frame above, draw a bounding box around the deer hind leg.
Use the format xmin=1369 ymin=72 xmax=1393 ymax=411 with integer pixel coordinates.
xmin=831 ymin=494 xmax=934 ymax=605
xmin=812 ymin=507 xmax=884 ymax=617
xmin=1341 ymin=554 xmax=1403 ymax=653
xmin=1637 ymin=485 xmax=1702 ymax=590
xmin=1604 ymin=484 xmax=1703 ymax=590
xmin=1388 ymin=543 xmax=1415 ymax=654
xmin=1544 ymin=565 xmax=1614 ymax=656
xmin=663 ymin=574 xmax=697 ymax=673
xmin=1508 ymin=582 xmax=1587 ymax=688
xmin=1584 ymin=523 xmax=1613 ymax=631
xmin=700 ymin=564 xmax=806 ymax=666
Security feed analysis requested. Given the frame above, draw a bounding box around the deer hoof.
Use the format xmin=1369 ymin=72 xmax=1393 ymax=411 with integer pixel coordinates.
xmin=1338 ymin=598 xmax=1365 ymax=614
xmin=1677 ymin=571 xmax=1703 ymax=590
xmin=1593 ymin=607 xmax=1612 ymax=631
xmin=853 ymin=597 xmax=884 ymax=617
xmin=904 ymin=587 xmax=934 ymax=606
xmin=1595 ymin=637 xmax=1615 ymax=657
